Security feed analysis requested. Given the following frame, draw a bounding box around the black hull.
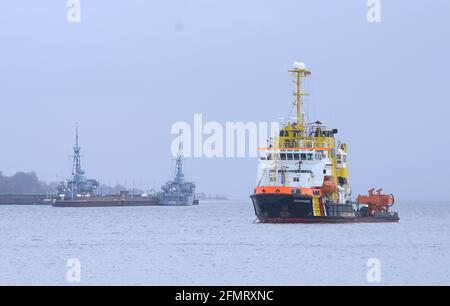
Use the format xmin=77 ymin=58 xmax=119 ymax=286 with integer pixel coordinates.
xmin=256 ymin=216 xmax=399 ymax=223
xmin=250 ymin=193 xmax=399 ymax=224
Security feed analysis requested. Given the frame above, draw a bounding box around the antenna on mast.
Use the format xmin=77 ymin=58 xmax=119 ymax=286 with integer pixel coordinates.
xmin=75 ymin=122 xmax=79 ymax=147
xmin=72 ymin=122 xmax=83 ymax=177
xmin=175 ymin=131 xmax=185 ymax=182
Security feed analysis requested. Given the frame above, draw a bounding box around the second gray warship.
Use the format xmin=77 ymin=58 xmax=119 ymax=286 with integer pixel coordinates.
xmin=159 ymin=150 xmax=198 ymax=206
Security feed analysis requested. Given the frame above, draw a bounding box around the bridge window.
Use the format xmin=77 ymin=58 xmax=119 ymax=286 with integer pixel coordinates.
xmin=287 ymin=153 xmax=293 ymax=160
xmin=280 ymin=153 xmax=286 ymax=160
xmin=307 ymin=153 xmax=313 ymax=160
xmin=294 ymin=153 xmax=300 ymax=160
xmin=300 ymin=153 xmax=307 ymax=160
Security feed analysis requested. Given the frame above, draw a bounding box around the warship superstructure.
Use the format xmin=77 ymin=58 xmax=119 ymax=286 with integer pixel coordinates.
xmin=159 ymin=149 xmax=197 ymax=206
xmin=53 ymin=124 xmax=159 ymax=207
xmin=57 ymin=123 xmax=99 ymax=199
xmin=250 ymin=62 xmax=399 ymax=223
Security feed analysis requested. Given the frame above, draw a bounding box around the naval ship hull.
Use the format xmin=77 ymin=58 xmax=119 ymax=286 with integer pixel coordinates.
xmin=53 ymin=197 xmax=160 ymax=207
xmin=0 ymin=195 xmax=54 ymax=205
xmin=158 ymin=194 xmax=198 ymax=206
xmin=250 ymin=193 xmax=399 ymax=223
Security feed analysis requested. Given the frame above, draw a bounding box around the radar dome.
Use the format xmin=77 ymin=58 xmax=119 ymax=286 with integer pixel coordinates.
xmin=293 ymin=62 xmax=306 ymax=70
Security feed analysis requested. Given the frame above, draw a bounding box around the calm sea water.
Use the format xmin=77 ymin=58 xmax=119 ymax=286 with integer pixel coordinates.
xmin=0 ymin=201 xmax=449 ymax=285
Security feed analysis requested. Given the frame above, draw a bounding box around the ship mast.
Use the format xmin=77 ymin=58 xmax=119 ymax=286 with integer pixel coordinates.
xmin=72 ymin=122 xmax=82 ymax=177
xmin=174 ymin=138 xmax=185 ymax=183
xmin=288 ymin=62 xmax=311 ymax=142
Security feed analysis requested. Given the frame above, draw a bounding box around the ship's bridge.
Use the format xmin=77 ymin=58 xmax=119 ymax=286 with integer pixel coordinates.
xmin=276 ymin=120 xmax=338 ymax=150
xmin=256 ymin=120 xmax=341 ymax=189
xmin=257 ymin=147 xmax=333 ymax=189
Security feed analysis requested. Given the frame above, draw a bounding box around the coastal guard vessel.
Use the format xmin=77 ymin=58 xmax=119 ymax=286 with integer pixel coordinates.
xmin=159 ymin=149 xmax=198 ymax=206
xmin=250 ymin=62 xmax=399 ymax=223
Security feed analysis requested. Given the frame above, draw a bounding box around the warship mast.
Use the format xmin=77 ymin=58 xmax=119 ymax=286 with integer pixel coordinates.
xmin=72 ymin=122 xmax=83 ymax=178
xmin=174 ymin=142 xmax=185 ymax=183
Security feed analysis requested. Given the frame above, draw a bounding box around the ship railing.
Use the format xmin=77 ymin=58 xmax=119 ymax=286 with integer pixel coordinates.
xmin=277 ymin=140 xmax=331 ymax=149
xmin=374 ymin=211 xmax=399 ymax=219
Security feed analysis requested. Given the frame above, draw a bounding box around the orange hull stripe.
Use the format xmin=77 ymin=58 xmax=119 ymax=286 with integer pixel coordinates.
xmin=255 ymin=186 xmax=292 ymax=194
xmin=255 ymin=186 xmax=314 ymax=196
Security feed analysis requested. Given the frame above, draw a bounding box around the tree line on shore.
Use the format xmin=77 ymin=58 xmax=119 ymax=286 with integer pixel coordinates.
xmin=0 ymin=172 xmax=55 ymax=195
xmin=0 ymin=172 xmax=135 ymax=196
xmin=0 ymin=171 xmax=229 ymax=199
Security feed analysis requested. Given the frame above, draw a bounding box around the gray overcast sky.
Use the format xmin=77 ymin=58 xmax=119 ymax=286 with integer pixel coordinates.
xmin=1 ymin=1 xmax=449 ymax=200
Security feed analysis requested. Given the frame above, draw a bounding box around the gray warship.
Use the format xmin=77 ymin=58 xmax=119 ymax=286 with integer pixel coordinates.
xmin=53 ymin=123 xmax=158 ymax=207
xmin=159 ymin=150 xmax=198 ymax=206
xmin=56 ymin=123 xmax=99 ymax=199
